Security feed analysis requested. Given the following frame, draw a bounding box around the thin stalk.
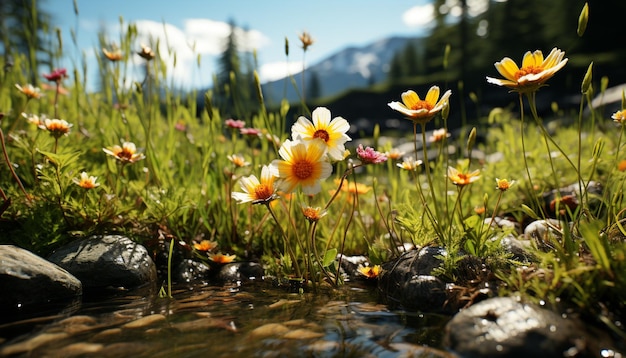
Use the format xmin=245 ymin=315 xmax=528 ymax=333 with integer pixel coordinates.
xmin=266 ymin=203 xmax=301 ymax=277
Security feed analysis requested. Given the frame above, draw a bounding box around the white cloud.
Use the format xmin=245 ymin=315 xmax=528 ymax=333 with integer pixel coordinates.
xmin=402 ymin=4 xmax=435 ymax=28
xmin=259 ymin=61 xmax=303 ymax=83
xmin=97 ymin=19 xmax=271 ymax=89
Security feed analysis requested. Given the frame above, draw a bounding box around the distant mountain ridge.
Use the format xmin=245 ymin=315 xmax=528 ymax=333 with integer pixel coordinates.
xmin=261 ymin=36 xmax=424 ymax=105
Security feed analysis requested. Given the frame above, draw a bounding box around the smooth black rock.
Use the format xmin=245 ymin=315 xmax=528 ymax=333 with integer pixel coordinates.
xmin=216 ymin=262 xmax=264 ymax=283
xmin=378 ymin=246 xmax=449 ymax=311
xmin=0 ymin=245 xmax=82 ymax=318
xmin=47 ymin=235 xmax=157 ymax=292
xmin=444 ymin=297 xmax=600 ymax=357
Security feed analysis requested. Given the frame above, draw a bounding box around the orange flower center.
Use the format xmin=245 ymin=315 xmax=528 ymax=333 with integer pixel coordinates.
xmin=410 ymin=100 xmax=433 ymax=111
xmin=515 ymin=65 xmax=544 ymax=80
xmin=254 ymin=183 xmax=273 ymax=200
xmin=118 ymin=148 xmax=134 ymax=160
xmin=313 ymin=129 xmax=330 ymax=142
xmin=293 ymin=160 xmax=314 ymax=179
xmin=47 ymin=122 xmax=70 ymax=134
xmin=455 ymin=174 xmax=470 ymax=185
xmin=303 ymin=207 xmax=321 ymax=221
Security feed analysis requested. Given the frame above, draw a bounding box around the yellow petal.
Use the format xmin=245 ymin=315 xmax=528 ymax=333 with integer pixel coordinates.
xmin=425 ymin=86 xmax=440 ymax=106
xmin=495 ymin=58 xmax=519 ymax=81
xmin=401 ymin=90 xmax=420 ymax=108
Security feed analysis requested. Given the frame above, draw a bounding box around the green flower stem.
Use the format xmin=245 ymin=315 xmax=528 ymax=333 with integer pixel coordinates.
xmin=518 ymin=93 xmax=542 ymax=215
xmin=266 ymin=203 xmax=301 ymax=278
xmin=410 ymin=122 xmax=445 ymax=241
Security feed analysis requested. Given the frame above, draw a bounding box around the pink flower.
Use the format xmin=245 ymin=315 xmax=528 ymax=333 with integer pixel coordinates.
xmin=225 ymin=119 xmax=245 ymax=129
xmin=240 ymin=127 xmax=262 ymax=136
xmin=356 ymin=144 xmax=387 ymax=164
xmin=43 ymin=68 xmax=68 ymax=82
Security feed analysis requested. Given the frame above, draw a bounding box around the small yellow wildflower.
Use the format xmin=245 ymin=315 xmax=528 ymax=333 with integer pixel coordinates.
xmin=103 ymin=141 xmax=145 ymax=164
xmin=618 ymin=160 xmax=626 ymax=172
xmin=429 ymin=128 xmax=450 ymax=143
xmin=209 ymin=252 xmax=236 ymax=264
xmin=358 ymin=265 xmax=381 ymax=279
xmin=231 ymin=165 xmax=278 ymax=205
xmin=486 ymin=48 xmax=568 ymax=93
xmin=448 ymin=167 xmax=481 ymax=187
xmin=388 ymin=86 xmax=452 ymax=124
xmin=73 ymin=172 xmax=100 ymax=189
xmin=39 ymin=118 xmax=72 ymax=138
xmin=102 ymin=47 xmax=123 ymax=61
xmin=385 ymin=148 xmax=405 ymax=161
xmin=193 ymin=240 xmax=218 ymax=252
xmin=397 ymin=158 xmax=422 ymax=171
xmin=495 ymin=178 xmax=514 ymax=191
xmin=227 ymin=154 xmax=250 ymax=168
xmin=302 ymin=205 xmax=327 ymax=223
xmin=15 ymin=84 xmax=43 ymax=99
xmin=612 ymin=110 xmax=626 ymax=124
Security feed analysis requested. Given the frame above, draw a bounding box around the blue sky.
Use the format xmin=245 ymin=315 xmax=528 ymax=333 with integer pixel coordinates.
xmin=42 ymin=0 xmax=467 ymax=90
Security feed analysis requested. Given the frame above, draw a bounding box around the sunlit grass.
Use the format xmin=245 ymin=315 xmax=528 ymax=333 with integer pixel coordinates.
xmin=0 ymin=2 xmax=625 ymax=337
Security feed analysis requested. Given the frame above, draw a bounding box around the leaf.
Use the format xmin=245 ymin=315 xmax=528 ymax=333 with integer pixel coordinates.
xmin=322 ymin=248 xmax=337 ymax=268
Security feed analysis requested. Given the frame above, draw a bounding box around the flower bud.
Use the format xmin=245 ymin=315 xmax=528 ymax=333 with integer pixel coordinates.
xmin=581 ymin=62 xmax=593 ymax=94
xmin=577 ymin=3 xmax=589 ymax=37
xmin=466 ymin=127 xmax=477 ymax=154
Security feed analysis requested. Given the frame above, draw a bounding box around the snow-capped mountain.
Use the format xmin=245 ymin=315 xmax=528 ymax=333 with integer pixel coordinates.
xmin=261 ymin=36 xmax=424 ymax=105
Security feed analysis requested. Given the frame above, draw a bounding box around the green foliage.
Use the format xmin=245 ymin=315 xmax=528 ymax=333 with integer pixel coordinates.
xmin=0 ymin=2 xmax=626 ymax=332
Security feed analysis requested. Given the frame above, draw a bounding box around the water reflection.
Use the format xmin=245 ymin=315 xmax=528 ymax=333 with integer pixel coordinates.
xmin=0 ymin=282 xmax=452 ymax=357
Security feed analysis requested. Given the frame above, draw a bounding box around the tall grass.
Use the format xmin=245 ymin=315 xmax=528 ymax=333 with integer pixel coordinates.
xmin=0 ymin=3 xmax=625 ymax=335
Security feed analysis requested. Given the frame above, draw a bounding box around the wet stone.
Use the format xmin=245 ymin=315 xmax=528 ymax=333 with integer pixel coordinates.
xmin=216 ymin=261 xmax=264 ymax=282
xmin=175 ymin=258 xmax=211 ymax=284
xmin=0 ymin=245 xmax=82 ymax=316
xmin=444 ymin=296 xmax=594 ymax=357
xmin=47 ymin=235 xmax=157 ymax=292
xmin=378 ymin=246 xmax=449 ymax=312
xmin=524 ymin=219 xmax=570 ymax=251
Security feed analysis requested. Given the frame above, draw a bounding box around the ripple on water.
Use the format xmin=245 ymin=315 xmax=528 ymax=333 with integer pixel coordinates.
xmin=0 ymin=281 xmax=453 ymax=357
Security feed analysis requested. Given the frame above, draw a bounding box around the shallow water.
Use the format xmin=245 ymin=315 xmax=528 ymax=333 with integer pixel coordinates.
xmin=0 ymin=282 xmax=452 ymax=357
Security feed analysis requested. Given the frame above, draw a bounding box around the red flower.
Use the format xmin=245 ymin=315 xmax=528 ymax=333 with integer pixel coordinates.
xmin=43 ymin=68 xmax=68 ymax=82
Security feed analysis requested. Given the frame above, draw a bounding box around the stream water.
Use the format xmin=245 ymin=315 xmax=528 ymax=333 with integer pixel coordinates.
xmin=0 ymin=281 xmax=453 ymax=357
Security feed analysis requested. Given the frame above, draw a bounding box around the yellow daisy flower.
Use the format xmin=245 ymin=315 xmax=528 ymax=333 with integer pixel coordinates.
xmin=102 ymin=47 xmax=123 ymax=62
xmin=231 ymin=165 xmax=277 ymax=205
xmin=397 ymin=158 xmax=422 ymax=171
xmin=387 ymin=86 xmax=452 ymax=124
xmin=271 ymin=139 xmax=332 ymax=195
xmin=227 ymin=154 xmax=250 ymax=168
xmin=302 ymin=205 xmax=327 ymax=223
xmin=103 ymin=141 xmax=145 ymax=164
xmin=612 ymin=110 xmax=626 ymax=124
xmin=495 ymin=178 xmax=514 ymax=191
xmin=448 ymin=167 xmax=481 ymax=187
xmin=39 ymin=118 xmax=72 ymax=138
xmin=193 ymin=240 xmax=218 ymax=252
xmin=209 ymin=252 xmax=236 ymax=264
xmin=15 ymin=84 xmax=43 ymax=99
xmin=73 ymin=172 xmax=100 ymax=189
xmin=358 ymin=265 xmax=381 ymax=279
xmin=486 ymin=47 xmax=568 ymax=93
xmin=291 ymin=107 xmax=351 ymax=161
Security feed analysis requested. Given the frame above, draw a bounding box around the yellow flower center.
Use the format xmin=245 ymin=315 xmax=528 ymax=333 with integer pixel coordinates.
xmin=292 ymin=160 xmax=314 ymax=179
xmin=515 ymin=65 xmax=544 ymax=80
xmin=254 ymin=183 xmax=273 ymax=200
xmin=313 ymin=129 xmax=330 ymax=142
xmin=410 ymin=100 xmax=433 ymax=111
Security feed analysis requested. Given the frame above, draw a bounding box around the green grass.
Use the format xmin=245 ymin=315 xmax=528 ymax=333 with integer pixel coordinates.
xmin=1 ymin=7 xmax=625 ymax=339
